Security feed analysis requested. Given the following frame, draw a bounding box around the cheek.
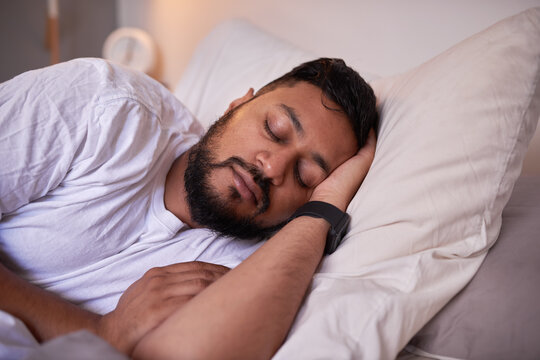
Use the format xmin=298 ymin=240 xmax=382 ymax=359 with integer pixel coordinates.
xmin=216 ymin=126 xmax=262 ymax=161
xmin=298 ymin=160 xmax=326 ymax=188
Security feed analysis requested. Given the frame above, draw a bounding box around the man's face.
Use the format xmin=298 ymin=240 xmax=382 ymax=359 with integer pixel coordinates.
xmin=184 ymin=81 xmax=357 ymax=238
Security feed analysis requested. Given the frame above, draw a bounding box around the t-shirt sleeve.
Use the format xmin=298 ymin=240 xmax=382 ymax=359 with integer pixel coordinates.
xmin=0 ymin=62 xmax=93 ymax=220
xmin=0 ymin=58 xmax=203 ymax=222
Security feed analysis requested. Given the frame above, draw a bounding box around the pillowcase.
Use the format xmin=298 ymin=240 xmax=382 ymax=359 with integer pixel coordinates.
xmin=174 ymin=19 xmax=379 ymax=130
xmin=406 ymin=176 xmax=540 ymax=359
xmin=174 ymin=9 xmax=540 ymax=359
xmin=276 ymin=8 xmax=539 ymax=359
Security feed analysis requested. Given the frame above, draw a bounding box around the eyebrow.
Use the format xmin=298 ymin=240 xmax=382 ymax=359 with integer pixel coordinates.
xmin=279 ymin=103 xmax=330 ymax=175
xmin=280 ymin=103 xmax=303 ymax=135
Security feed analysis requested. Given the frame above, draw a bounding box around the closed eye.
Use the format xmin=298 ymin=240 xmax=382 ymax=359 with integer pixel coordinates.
xmin=294 ymin=163 xmax=309 ymax=188
xmin=265 ymin=118 xmax=307 ymax=188
xmin=264 ymin=119 xmax=285 ymax=143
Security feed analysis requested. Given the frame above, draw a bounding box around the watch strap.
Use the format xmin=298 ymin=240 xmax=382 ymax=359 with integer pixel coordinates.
xmin=289 ymin=201 xmax=350 ymax=254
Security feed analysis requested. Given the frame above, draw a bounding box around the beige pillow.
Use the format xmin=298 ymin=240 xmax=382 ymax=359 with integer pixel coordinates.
xmin=275 ymin=7 xmax=540 ymax=359
xmin=174 ymin=19 xmax=378 ymax=130
xmin=174 ymin=9 xmax=540 ymax=359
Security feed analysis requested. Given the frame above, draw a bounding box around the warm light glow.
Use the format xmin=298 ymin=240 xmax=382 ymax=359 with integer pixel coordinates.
xmin=47 ymin=0 xmax=59 ymax=18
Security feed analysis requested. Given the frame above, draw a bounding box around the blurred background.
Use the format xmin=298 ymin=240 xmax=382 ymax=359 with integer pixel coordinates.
xmin=3 ymin=0 xmax=540 ymax=88
xmin=0 ymin=0 xmax=116 ymax=83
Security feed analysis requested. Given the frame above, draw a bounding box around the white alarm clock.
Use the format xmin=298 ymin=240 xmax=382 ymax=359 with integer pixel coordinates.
xmin=102 ymin=27 xmax=157 ymax=75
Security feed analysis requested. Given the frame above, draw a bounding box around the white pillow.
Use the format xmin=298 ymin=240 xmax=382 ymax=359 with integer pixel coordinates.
xmin=275 ymin=7 xmax=540 ymax=359
xmin=174 ymin=9 xmax=540 ymax=359
xmin=174 ymin=19 xmax=379 ymax=129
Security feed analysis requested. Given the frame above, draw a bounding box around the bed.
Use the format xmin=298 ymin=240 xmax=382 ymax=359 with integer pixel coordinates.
xmin=1 ymin=2 xmax=539 ymax=360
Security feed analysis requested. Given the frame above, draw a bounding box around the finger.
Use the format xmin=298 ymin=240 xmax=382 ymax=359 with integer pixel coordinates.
xmin=132 ymin=295 xmax=194 ymax=335
xmin=143 ymin=270 xmax=228 ymax=298
xmin=161 ymin=277 xmax=218 ymax=299
xmin=365 ymin=128 xmax=376 ymax=148
xmin=327 ymin=152 xmax=372 ymax=180
xmin=157 ymin=261 xmax=230 ymax=275
xmin=161 ymin=268 xmax=228 ymax=286
xmin=140 ymin=263 xmax=229 ymax=282
xmin=357 ymin=129 xmax=376 ymax=155
xmin=144 ymin=295 xmax=194 ymax=328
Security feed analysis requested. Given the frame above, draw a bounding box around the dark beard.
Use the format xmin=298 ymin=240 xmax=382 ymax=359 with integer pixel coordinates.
xmin=184 ymin=113 xmax=285 ymax=239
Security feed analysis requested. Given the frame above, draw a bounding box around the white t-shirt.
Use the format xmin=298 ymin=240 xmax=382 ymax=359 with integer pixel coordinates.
xmin=0 ymin=59 xmax=262 ymax=314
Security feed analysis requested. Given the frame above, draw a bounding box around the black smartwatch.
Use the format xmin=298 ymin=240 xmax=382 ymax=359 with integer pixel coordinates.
xmin=289 ymin=201 xmax=351 ymax=254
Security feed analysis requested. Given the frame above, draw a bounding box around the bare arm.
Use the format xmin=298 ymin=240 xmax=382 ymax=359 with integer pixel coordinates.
xmin=0 ymin=261 xmax=229 ymax=354
xmin=134 ymin=216 xmax=328 ymax=360
xmin=133 ymin=131 xmax=376 ymax=360
xmin=0 ymin=262 xmax=100 ymax=341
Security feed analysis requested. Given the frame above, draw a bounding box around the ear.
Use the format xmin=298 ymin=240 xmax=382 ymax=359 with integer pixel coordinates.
xmin=225 ymin=88 xmax=255 ymax=114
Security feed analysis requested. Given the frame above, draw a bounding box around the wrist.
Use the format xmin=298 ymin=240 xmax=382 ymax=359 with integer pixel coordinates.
xmin=308 ymin=193 xmax=349 ymax=212
xmin=288 ymin=215 xmax=328 ymax=252
xmin=290 ymin=201 xmax=351 ymax=254
xmin=96 ymin=312 xmax=128 ymax=353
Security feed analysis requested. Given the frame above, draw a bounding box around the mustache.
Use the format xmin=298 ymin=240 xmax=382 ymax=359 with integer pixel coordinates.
xmin=210 ymin=156 xmax=271 ymax=215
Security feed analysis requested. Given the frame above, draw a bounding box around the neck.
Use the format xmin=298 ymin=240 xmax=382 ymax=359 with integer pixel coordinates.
xmin=164 ymin=148 xmax=199 ymax=228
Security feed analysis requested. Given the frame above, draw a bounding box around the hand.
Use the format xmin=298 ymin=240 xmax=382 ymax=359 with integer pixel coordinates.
xmin=97 ymin=261 xmax=230 ymax=355
xmin=310 ymin=129 xmax=376 ymax=211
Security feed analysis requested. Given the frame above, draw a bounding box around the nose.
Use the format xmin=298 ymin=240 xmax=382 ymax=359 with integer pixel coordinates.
xmin=256 ymin=149 xmax=291 ymax=186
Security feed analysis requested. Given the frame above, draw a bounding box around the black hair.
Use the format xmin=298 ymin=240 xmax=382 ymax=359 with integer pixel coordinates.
xmin=258 ymin=58 xmax=378 ymax=148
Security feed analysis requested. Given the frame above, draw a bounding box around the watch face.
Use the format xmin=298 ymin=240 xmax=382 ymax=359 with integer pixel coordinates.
xmin=102 ymin=27 xmax=156 ymax=74
xmin=325 ymin=213 xmax=350 ymax=254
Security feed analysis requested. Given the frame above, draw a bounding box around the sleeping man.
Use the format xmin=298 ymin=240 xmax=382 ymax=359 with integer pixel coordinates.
xmin=0 ymin=57 xmax=377 ymax=359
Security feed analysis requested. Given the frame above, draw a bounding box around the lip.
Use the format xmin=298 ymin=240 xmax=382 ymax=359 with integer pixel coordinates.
xmin=231 ymin=166 xmax=263 ymax=206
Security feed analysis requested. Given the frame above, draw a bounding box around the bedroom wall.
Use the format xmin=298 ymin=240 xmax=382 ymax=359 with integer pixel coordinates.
xmin=116 ymin=0 xmax=540 ymax=86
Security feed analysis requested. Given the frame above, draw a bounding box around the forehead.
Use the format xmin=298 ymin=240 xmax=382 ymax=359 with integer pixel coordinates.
xmin=257 ymin=81 xmax=348 ymax=126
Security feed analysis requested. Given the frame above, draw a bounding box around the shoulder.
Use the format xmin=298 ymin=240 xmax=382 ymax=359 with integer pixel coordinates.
xmin=84 ymin=58 xmax=203 ymax=134
xmin=51 ymin=58 xmax=203 ymax=136
xmin=1 ymin=58 xmax=204 ymax=141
